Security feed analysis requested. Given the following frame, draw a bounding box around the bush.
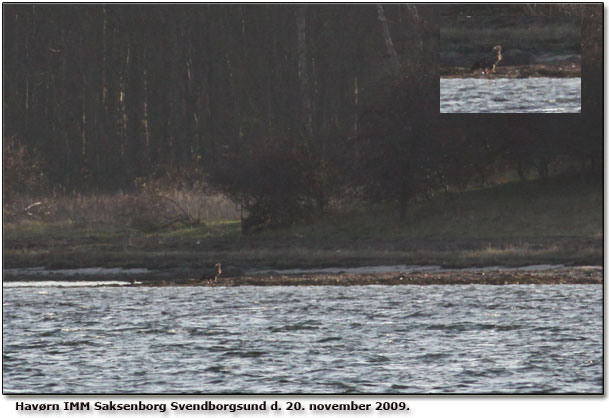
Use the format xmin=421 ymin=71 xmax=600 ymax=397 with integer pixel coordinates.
xmin=2 ymin=162 xmax=239 ymax=228
xmin=123 ymin=166 xmax=239 ymax=231
xmin=211 ymin=149 xmax=318 ymax=233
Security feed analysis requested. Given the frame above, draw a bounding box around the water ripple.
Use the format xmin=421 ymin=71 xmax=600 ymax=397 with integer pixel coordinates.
xmin=2 ymin=284 xmax=602 ymax=394
xmin=441 ymin=77 xmax=581 ymax=113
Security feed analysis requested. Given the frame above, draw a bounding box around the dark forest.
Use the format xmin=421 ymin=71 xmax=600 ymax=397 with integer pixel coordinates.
xmin=4 ymin=4 xmax=602 ymax=221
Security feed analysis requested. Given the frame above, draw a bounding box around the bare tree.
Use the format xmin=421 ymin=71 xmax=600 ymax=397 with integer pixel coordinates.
xmin=296 ymin=5 xmax=313 ymax=142
xmin=376 ymin=4 xmax=400 ymax=75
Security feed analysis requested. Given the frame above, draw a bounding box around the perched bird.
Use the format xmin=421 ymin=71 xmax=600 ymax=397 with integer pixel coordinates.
xmin=200 ymin=263 xmax=222 ymax=283
xmin=471 ymin=45 xmax=502 ymax=74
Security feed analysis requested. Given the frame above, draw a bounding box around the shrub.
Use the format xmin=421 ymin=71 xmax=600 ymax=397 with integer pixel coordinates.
xmin=211 ymin=149 xmax=318 ymax=233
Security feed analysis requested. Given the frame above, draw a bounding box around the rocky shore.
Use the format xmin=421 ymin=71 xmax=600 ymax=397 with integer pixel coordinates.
xmin=4 ymin=264 xmax=601 ymax=287
xmin=441 ymin=62 xmax=580 ymax=79
xmin=126 ymin=266 xmax=601 ymax=287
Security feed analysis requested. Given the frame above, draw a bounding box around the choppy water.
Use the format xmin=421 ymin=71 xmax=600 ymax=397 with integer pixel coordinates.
xmin=440 ymin=77 xmax=581 ymax=113
xmin=3 ymin=284 xmax=602 ymax=394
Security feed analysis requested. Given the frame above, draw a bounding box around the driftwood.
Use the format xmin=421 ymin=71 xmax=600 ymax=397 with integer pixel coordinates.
xmin=23 ymin=201 xmax=45 ymax=219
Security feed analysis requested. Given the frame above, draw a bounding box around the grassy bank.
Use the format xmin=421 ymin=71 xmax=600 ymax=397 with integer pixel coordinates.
xmin=3 ymin=177 xmax=603 ymax=272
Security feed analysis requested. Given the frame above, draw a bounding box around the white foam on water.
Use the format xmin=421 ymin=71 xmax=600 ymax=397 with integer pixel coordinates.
xmin=3 ymin=280 xmax=132 ymax=288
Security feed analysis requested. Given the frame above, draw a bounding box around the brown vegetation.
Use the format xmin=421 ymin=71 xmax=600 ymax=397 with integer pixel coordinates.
xmin=2 ymin=186 xmax=239 ymax=231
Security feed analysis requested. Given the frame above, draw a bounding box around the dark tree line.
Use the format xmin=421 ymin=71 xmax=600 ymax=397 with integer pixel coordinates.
xmin=3 ymin=4 xmax=603 ymax=230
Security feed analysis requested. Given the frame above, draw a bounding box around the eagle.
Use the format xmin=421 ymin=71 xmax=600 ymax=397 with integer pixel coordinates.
xmin=200 ymin=263 xmax=222 ymax=283
xmin=471 ymin=45 xmax=502 ymax=73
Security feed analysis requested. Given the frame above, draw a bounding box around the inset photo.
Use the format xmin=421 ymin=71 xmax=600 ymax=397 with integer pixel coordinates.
xmin=440 ymin=16 xmax=581 ymax=113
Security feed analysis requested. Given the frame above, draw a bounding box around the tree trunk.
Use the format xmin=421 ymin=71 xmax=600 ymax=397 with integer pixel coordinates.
xmin=376 ymin=4 xmax=400 ymax=75
xmin=404 ymin=4 xmax=423 ymax=52
xmin=296 ymin=5 xmax=313 ymax=143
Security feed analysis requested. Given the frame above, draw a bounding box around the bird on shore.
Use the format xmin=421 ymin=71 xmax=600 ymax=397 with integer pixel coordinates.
xmin=471 ymin=45 xmax=502 ymax=74
xmin=200 ymin=263 xmax=222 ymax=283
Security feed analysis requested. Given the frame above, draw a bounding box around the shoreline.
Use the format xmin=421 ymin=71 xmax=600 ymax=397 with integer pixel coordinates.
xmin=440 ymin=63 xmax=581 ymax=79
xmin=3 ymin=266 xmax=602 ymax=287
